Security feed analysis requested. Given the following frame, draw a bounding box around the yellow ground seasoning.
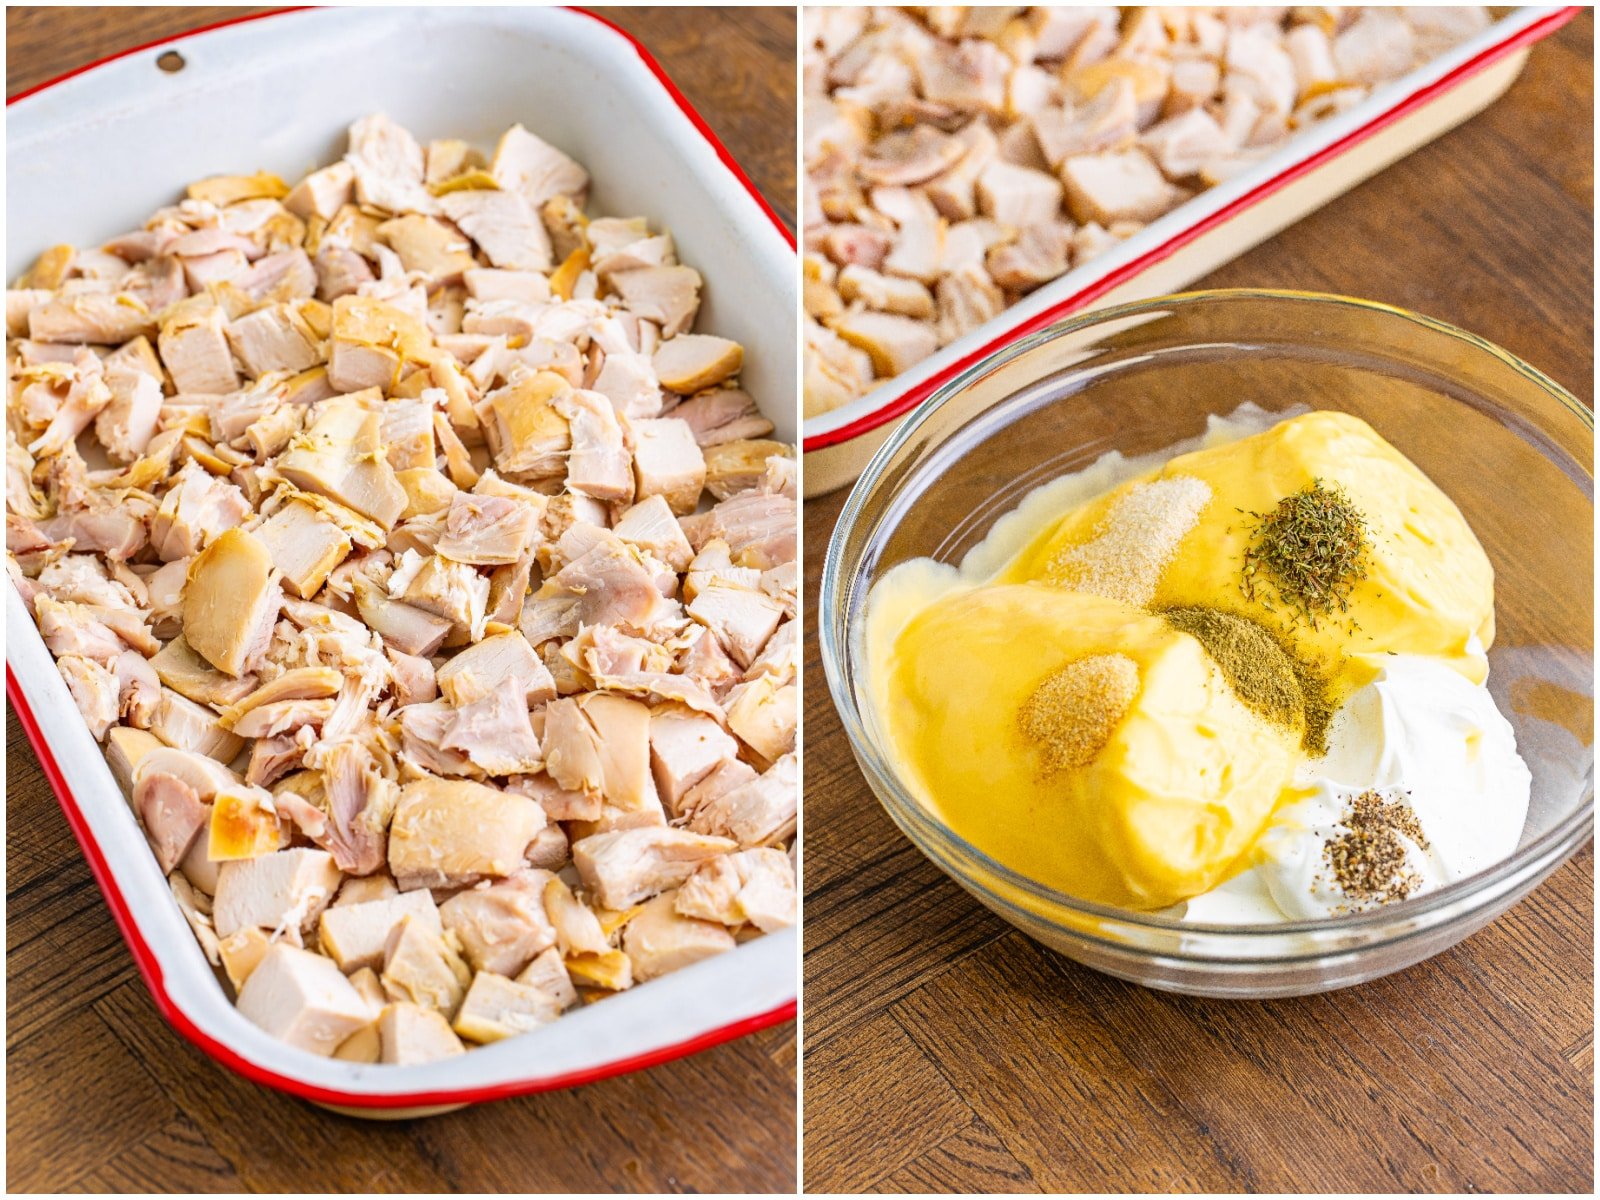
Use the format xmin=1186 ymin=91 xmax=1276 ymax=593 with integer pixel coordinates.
xmin=1044 ymin=476 xmax=1212 ymax=607
xmin=1017 ymin=652 xmax=1140 ymax=774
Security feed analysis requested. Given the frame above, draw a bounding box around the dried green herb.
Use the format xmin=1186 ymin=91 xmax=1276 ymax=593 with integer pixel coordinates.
xmin=1241 ymin=480 xmax=1370 ymax=630
xmin=1160 ymin=605 xmax=1336 ymax=754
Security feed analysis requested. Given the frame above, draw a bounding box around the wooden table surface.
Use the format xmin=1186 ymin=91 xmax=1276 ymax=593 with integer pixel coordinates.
xmin=803 ymin=12 xmax=1595 ymax=1195
xmin=4 ymin=6 xmax=796 ymax=1194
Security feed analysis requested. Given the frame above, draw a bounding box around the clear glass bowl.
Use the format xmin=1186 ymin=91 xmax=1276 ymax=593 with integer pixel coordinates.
xmin=820 ymin=289 xmax=1594 ymax=998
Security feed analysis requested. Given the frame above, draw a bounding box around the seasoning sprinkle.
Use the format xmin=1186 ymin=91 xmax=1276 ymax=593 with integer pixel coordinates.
xmin=1241 ymin=479 xmax=1370 ymax=630
xmin=1018 ymin=653 xmax=1140 ymax=774
xmin=1046 ymin=476 xmax=1212 ymax=608
xmin=1324 ymin=788 xmax=1429 ymax=908
xmin=1159 ymin=606 xmax=1337 ymax=754
xmin=1160 ymin=607 xmax=1302 ymax=729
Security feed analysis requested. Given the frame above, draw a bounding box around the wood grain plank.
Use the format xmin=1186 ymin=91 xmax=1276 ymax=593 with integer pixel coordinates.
xmin=891 ymin=933 xmax=1251 ymax=1193
xmin=802 ymin=1010 xmax=973 ymax=1190
xmin=802 ymin=10 xmax=1593 ymax=1192
xmin=6 ymin=6 xmax=797 ymax=1194
xmin=6 ymin=1004 xmax=179 ymax=1193
xmin=867 ymin=1116 xmax=1039 ymax=1194
xmin=72 ymin=1116 xmax=248 ymax=1195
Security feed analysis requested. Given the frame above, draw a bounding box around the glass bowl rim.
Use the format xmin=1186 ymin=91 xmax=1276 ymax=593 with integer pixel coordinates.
xmin=819 ymin=287 xmax=1595 ymax=944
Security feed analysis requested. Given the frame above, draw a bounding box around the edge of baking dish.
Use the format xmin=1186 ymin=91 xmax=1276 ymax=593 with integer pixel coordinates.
xmin=5 ymin=5 xmax=797 ymax=1109
xmin=801 ymin=5 xmax=1579 ymax=456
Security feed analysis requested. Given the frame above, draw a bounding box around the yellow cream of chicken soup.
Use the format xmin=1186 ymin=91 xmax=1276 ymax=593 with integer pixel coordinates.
xmin=866 ymin=409 xmax=1497 ymax=911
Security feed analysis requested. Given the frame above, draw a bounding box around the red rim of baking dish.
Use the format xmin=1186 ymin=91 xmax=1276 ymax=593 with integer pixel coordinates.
xmin=803 ymin=5 xmax=1580 ymax=453
xmin=5 ymin=5 xmax=796 ymax=1109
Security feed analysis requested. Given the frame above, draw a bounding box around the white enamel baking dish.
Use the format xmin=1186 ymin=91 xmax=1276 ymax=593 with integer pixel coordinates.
xmin=6 ymin=5 xmax=797 ymax=1115
xmin=802 ymin=5 xmax=1579 ymax=494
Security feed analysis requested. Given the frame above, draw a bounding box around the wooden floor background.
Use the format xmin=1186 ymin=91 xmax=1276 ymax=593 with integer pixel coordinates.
xmin=803 ymin=11 xmax=1595 ymax=1194
xmin=5 ymin=6 xmax=797 ymax=1194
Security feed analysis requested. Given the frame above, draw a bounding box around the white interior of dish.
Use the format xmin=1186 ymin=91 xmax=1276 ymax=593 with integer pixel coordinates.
xmin=6 ymin=5 xmax=796 ymax=1099
xmin=800 ymin=4 xmax=1557 ymax=443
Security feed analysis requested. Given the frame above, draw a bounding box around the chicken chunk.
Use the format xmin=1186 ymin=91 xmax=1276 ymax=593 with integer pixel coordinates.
xmin=387 ymin=776 xmax=545 ymax=890
xmin=621 ymin=890 xmax=737 ymax=983
xmin=651 ymin=335 xmax=744 ymax=395
xmin=236 ymin=943 xmax=373 ymax=1056
xmin=631 ymin=418 xmax=706 ymax=516
xmin=453 ymin=970 xmax=562 ymax=1044
xmin=182 ymin=528 xmax=282 ymax=677
xmin=676 ymin=847 xmax=797 ymax=932
xmin=572 ymin=826 xmax=737 ymax=910
xmin=439 ymin=189 xmax=552 ymax=272
xmin=213 ymin=847 xmax=341 ymax=941
xmin=379 ymin=1002 xmax=467 ymax=1064
xmin=438 ymin=871 xmax=558 ymax=977
xmin=649 ymin=708 xmax=740 ymax=815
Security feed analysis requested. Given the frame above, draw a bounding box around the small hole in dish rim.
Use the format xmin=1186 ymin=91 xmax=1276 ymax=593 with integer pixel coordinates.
xmin=156 ymin=51 xmax=185 ymax=74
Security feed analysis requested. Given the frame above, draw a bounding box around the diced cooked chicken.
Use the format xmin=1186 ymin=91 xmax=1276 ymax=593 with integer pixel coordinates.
xmin=236 ymin=943 xmax=373 ymax=1056
xmin=106 ymin=725 xmax=166 ymax=793
xmin=312 ymin=738 xmax=399 ymax=875
xmin=439 ymin=189 xmax=552 ymax=272
xmin=318 ymin=890 xmax=441 ymax=972
xmin=208 ymin=783 xmax=286 ymax=861
xmin=252 ymin=499 xmax=353 ymax=599
xmin=213 ymin=847 xmax=341 ymax=941
xmin=149 ymin=461 xmax=251 ymax=562
xmin=687 ymin=583 xmax=784 ymax=670
xmin=572 ymin=826 xmax=738 ymax=910
xmin=831 ymin=309 xmax=939 ymax=378
xmin=219 ymin=927 xmax=273 ymax=991
xmin=29 ymin=292 xmax=157 ymax=345
xmin=433 ymin=491 xmax=538 ymax=566
xmin=379 ymin=1002 xmax=466 ymax=1063
xmin=582 ymin=692 xmax=660 ymax=812
xmin=182 ymin=528 xmax=282 ymax=677
xmin=95 ymin=355 xmax=163 ymax=463
xmin=276 ymin=394 xmax=407 ymax=528
xmin=284 ymin=160 xmax=355 ymax=221
xmin=610 ymin=266 xmax=702 ymax=338
xmin=345 ymin=112 xmax=436 ymax=216
xmin=525 ymin=531 xmax=675 ymax=642
xmin=702 ymin=440 xmax=793 ymax=502
xmin=631 ymin=418 xmax=706 ymax=515
xmin=159 ymin=304 xmax=239 ymax=394
xmin=649 ymin=709 xmax=739 ymax=816
xmin=225 ymin=303 xmax=322 ymax=376
xmin=671 ymin=388 xmax=775 ymax=448
xmin=676 ymin=846 xmax=796 ymax=932
xmin=14 ymin=111 xmax=795 ymax=1061
xmin=725 ymin=672 xmax=798 ymax=764
xmin=515 ymin=945 xmax=579 ymax=1011
xmin=387 ymin=776 xmax=544 ymax=890
xmin=687 ymin=753 xmax=797 ymax=847
xmin=478 ymin=371 xmax=572 ymax=478
xmin=381 ymin=914 xmax=472 ymax=1017
xmin=453 ymin=970 xmax=561 ymax=1044
xmin=59 ymin=655 xmax=119 ymax=741
xmin=439 ymin=871 xmax=558 ymax=976
xmin=1060 ymin=150 xmax=1188 ymax=225
xmin=802 ymin=7 xmax=1481 ymax=413
xmin=435 ymin=631 xmax=554 ymax=707
xmin=612 ymin=495 xmax=695 ymax=573
xmin=683 ymin=491 xmax=797 ymax=571
xmin=26 ymin=350 xmax=112 ymax=459
xmin=553 ymin=389 xmax=633 ymax=503
xmin=652 ymin=335 xmax=745 ymax=395
xmin=149 ymin=688 xmax=246 ymax=761
xmin=491 ymin=125 xmax=589 ymax=209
